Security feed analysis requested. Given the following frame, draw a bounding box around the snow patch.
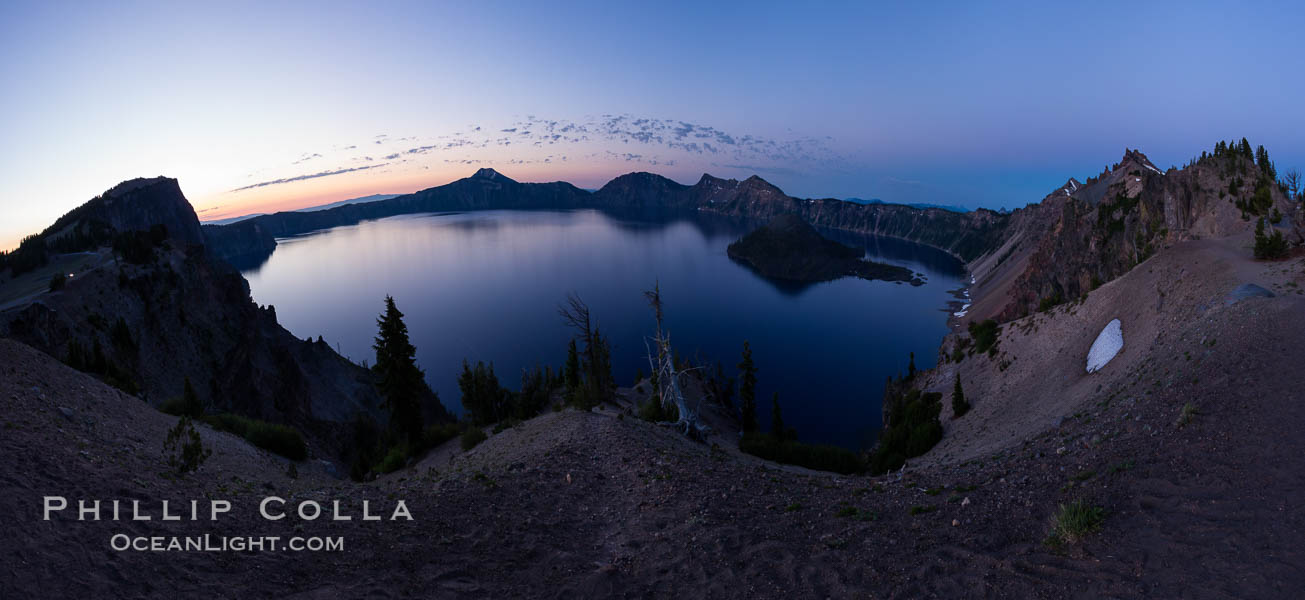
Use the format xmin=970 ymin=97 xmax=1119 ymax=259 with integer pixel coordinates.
xmin=1086 ymin=319 xmax=1123 ymax=373
xmin=1144 ymin=163 xmax=1163 ymax=175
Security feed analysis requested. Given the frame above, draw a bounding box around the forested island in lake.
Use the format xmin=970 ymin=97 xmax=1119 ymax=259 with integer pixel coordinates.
xmin=727 ymin=214 xmax=924 ymax=285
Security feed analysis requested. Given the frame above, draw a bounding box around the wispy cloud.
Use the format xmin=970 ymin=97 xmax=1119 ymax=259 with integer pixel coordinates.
xmin=230 ymin=164 xmax=388 ymax=192
xmin=244 ymin=115 xmax=842 ymax=193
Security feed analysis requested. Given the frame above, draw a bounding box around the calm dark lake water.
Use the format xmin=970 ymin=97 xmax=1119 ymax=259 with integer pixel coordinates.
xmin=241 ymin=209 xmax=965 ymax=450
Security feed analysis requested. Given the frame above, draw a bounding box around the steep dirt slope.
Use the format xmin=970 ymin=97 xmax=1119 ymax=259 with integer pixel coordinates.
xmin=920 ymin=232 xmax=1302 ymax=466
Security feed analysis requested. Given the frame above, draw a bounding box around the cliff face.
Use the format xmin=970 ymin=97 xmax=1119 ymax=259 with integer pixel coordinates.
xmin=589 ymin=172 xmax=1009 ymax=262
xmin=0 ymin=180 xmax=418 ymax=446
xmin=45 ymin=177 xmax=205 ymax=246
xmin=986 ymin=149 xmax=1296 ymax=320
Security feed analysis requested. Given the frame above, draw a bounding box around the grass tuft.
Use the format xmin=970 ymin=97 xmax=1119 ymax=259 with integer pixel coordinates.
xmin=1046 ymin=499 xmax=1105 ymax=546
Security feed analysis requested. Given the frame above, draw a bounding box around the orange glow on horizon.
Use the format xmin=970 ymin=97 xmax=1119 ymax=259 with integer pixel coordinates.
xmin=191 ymin=162 xmax=684 ymax=223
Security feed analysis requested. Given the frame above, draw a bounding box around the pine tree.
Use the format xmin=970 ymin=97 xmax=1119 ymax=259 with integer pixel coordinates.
xmin=372 ymin=296 xmax=425 ymax=446
xmin=563 ymin=338 xmax=580 ymax=399
xmin=770 ymin=392 xmax=785 ymax=439
xmin=1253 ymin=217 xmax=1288 ymax=259
xmin=558 ymin=293 xmax=614 ymax=408
xmin=908 ymin=351 xmax=917 ymax=378
xmin=951 ymin=374 xmax=970 ymax=418
xmin=459 ymin=360 xmax=506 ymax=425
xmin=738 ymin=341 xmax=758 ymax=433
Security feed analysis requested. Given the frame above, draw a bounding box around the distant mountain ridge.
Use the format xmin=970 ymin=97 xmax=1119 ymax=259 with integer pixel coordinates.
xmin=146 ymin=140 xmax=1305 ymax=324
xmin=202 ymin=193 xmax=402 ymax=226
xmin=202 ymin=168 xmax=1006 ymax=268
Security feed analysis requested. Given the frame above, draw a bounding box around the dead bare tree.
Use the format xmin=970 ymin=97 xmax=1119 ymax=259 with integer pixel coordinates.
xmin=1284 ymin=169 xmax=1301 ymax=199
xmin=558 ymin=293 xmax=613 ymax=406
xmin=643 ymin=282 xmax=708 ymax=439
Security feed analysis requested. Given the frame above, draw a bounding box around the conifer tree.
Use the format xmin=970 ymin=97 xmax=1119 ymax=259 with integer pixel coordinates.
xmin=1253 ymin=217 xmax=1288 ymax=259
xmin=770 ymin=392 xmax=785 ymax=439
xmin=951 ymin=374 xmax=970 ymax=417
xmin=738 ymin=341 xmax=758 ymax=433
xmin=908 ymin=351 xmax=917 ymax=378
xmin=563 ymin=338 xmax=580 ymax=399
xmin=373 ymin=296 xmax=425 ymax=446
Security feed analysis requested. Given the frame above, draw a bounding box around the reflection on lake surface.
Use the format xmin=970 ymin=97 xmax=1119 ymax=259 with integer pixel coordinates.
xmin=242 ymin=209 xmax=965 ymax=449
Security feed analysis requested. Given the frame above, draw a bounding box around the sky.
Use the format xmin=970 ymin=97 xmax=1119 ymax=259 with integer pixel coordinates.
xmin=2 ymin=0 xmax=1304 ymax=250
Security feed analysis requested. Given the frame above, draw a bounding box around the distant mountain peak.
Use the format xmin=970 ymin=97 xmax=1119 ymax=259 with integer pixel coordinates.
xmin=1119 ymin=148 xmax=1164 ymax=176
xmin=1060 ymin=177 xmax=1082 ymax=196
xmin=471 ymin=168 xmax=515 ymax=183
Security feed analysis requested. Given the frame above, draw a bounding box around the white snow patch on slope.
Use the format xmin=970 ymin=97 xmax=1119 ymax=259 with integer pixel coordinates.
xmin=1086 ymin=319 xmax=1123 ymax=373
xmin=1144 ymin=163 xmax=1163 ymax=175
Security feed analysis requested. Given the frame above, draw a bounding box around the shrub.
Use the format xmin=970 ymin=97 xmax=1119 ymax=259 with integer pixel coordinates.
xmin=49 ymin=272 xmax=66 ymax=291
xmin=160 ymin=377 xmax=202 ymax=417
xmin=200 ymin=413 xmax=307 ymax=461
xmin=460 ymin=427 xmax=488 ymax=451
xmin=638 ymin=395 xmax=678 ymax=423
xmin=421 ymin=422 xmax=462 ymax=450
xmin=1253 ymin=218 xmax=1288 ymax=259
xmin=163 ymin=416 xmax=211 ymax=474
xmin=245 ymin=421 xmax=309 ymax=461
xmin=1047 ymin=499 xmax=1105 ymax=545
xmin=871 ymin=389 xmax=944 ymax=474
xmin=1176 ymin=403 xmax=1198 ymax=428
xmin=951 ymin=375 xmax=970 ymax=418
xmin=968 ymin=319 xmax=1000 ymax=354
xmin=739 ymin=432 xmax=864 ymax=474
xmin=459 ymin=360 xmax=513 ymax=425
xmin=374 ymin=446 xmax=407 ymax=474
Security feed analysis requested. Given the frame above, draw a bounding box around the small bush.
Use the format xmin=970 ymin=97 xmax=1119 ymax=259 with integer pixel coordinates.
xmin=1047 ymin=499 xmax=1105 ymax=545
xmin=245 ymin=421 xmax=309 ymax=461
xmin=871 ymin=389 xmax=944 ymax=474
xmin=1253 ymin=218 xmax=1288 ymax=259
xmin=375 ymin=446 xmax=407 ymax=474
xmin=461 ymin=427 xmax=488 ymax=451
xmin=638 ymin=396 xmax=678 ymax=422
xmin=421 ymin=422 xmax=462 ymax=449
xmin=201 ymin=413 xmax=307 ymax=461
xmin=1176 ymin=403 xmax=1198 ymax=428
xmin=739 ymin=432 xmax=864 ymax=474
xmin=49 ymin=272 xmax=66 ymax=291
xmin=163 ymin=416 xmax=211 ymax=474
xmin=968 ymin=319 xmax=1001 ymax=354
xmin=160 ymin=377 xmax=202 ymax=417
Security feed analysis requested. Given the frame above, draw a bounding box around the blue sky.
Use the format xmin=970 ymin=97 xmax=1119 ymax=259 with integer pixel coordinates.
xmin=2 ymin=0 xmax=1303 ymax=248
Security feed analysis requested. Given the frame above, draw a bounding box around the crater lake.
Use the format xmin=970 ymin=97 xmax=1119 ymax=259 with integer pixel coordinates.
xmin=240 ymin=209 xmax=966 ymax=450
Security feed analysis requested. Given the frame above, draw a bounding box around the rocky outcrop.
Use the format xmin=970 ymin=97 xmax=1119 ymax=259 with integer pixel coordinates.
xmin=989 ymin=148 xmax=1295 ymax=320
xmin=0 ymin=181 xmax=441 ymax=448
xmin=45 ymin=177 xmax=205 ymax=246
